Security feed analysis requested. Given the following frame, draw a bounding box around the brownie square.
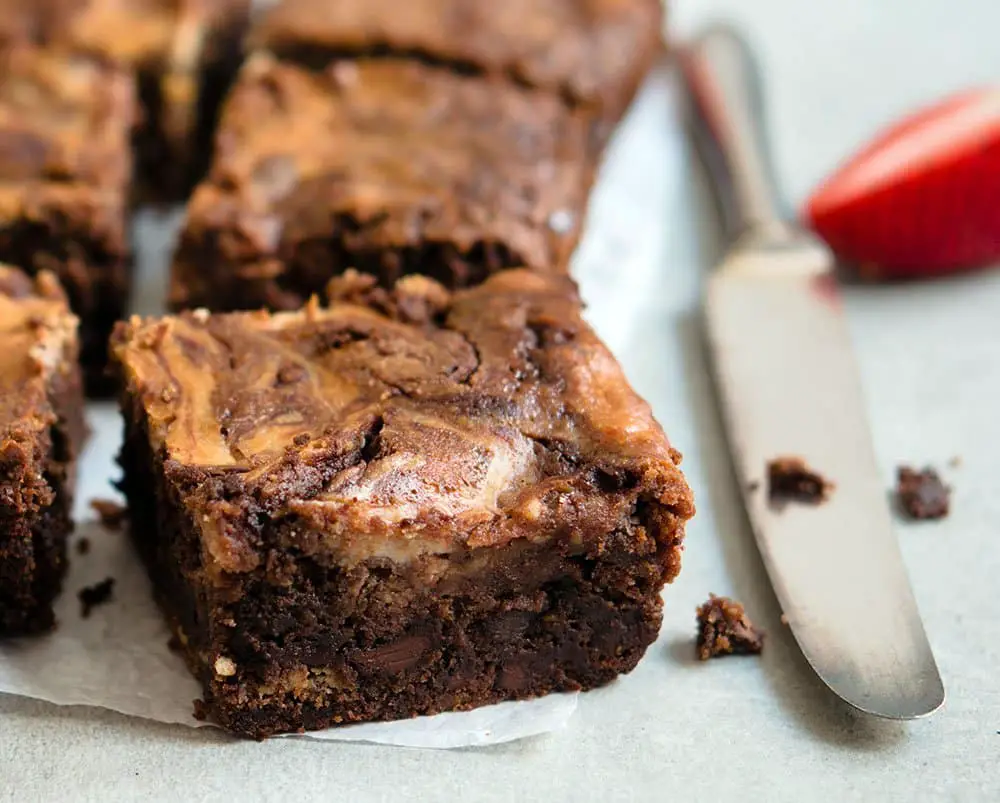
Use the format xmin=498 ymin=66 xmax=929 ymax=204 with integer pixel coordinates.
xmin=253 ymin=0 xmax=664 ymax=128
xmin=0 ymin=267 xmax=85 ymax=636
xmin=0 ymin=0 xmax=250 ymax=202
xmin=170 ymin=54 xmax=601 ymax=312
xmin=112 ymin=269 xmax=694 ymax=737
xmin=0 ymin=45 xmax=135 ymax=395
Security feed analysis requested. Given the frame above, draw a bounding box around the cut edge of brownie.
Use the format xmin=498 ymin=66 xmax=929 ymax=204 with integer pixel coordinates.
xmin=0 ymin=268 xmax=84 ymax=636
xmin=112 ymin=270 xmax=695 ymax=737
xmin=131 ymin=3 xmax=251 ymax=203
xmin=170 ymin=210 xmax=528 ymax=312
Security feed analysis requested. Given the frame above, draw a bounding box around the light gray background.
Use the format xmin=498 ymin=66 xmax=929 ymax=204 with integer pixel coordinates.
xmin=4 ymin=1 xmax=1000 ymax=800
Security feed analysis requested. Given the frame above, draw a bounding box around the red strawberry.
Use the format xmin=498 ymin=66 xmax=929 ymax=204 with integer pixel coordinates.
xmin=805 ymin=87 xmax=1000 ymax=278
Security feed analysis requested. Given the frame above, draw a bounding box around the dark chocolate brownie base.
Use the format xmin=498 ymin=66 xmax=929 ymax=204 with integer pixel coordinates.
xmin=0 ymin=481 xmax=72 ymax=634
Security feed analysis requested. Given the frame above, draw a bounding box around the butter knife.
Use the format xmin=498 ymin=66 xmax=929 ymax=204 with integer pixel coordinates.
xmin=679 ymin=25 xmax=945 ymax=719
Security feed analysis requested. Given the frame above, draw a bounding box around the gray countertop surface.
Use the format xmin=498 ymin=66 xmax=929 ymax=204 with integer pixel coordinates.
xmin=4 ymin=1 xmax=1000 ymax=800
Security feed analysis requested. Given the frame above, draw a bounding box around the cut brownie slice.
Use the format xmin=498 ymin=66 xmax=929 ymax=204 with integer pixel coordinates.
xmin=170 ymin=54 xmax=600 ymax=312
xmin=0 ymin=45 xmax=135 ymax=395
xmin=0 ymin=266 xmax=84 ymax=636
xmin=0 ymin=0 xmax=250 ymax=202
xmin=113 ymin=269 xmax=695 ymax=737
xmin=253 ymin=0 xmax=664 ymax=128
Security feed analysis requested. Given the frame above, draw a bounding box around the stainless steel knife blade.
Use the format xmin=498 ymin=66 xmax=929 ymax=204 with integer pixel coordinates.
xmin=680 ymin=25 xmax=944 ymax=719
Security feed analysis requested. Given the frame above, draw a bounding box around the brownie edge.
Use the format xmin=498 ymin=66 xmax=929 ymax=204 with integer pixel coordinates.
xmin=0 ymin=267 xmax=84 ymax=636
xmin=112 ymin=269 xmax=695 ymax=737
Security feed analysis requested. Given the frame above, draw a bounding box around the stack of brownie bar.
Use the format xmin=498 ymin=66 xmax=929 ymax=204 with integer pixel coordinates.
xmin=1 ymin=0 xmax=696 ymax=740
xmin=0 ymin=0 xmax=249 ymax=639
xmin=0 ymin=0 xmax=250 ymax=393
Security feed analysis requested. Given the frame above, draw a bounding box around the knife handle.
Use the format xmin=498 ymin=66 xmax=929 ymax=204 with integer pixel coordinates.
xmin=679 ymin=25 xmax=795 ymax=246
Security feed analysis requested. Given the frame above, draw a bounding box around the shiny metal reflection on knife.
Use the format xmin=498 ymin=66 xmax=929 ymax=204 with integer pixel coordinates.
xmin=678 ymin=25 xmax=944 ymax=719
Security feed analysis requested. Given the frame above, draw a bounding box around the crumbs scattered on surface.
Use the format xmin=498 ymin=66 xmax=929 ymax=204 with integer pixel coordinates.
xmin=192 ymin=699 xmax=209 ymax=722
xmin=75 ymin=537 xmax=91 ymax=555
xmin=78 ymin=578 xmax=115 ymax=618
xmin=90 ymin=498 xmax=127 ymax=530
xmin=896 ymin=466 xmax=950 ymax=520
xmin=167 ymin=634 xmax=183 ymax=653
xmin=948 ymin=455 xmax=962 ymax=469
xmin=747 ymin=480 xmax=761 ymax=493
xmin=767 ymin=457 xmax=834 ymax=507
xmin=696 ymin=595 xmax=765 ymax=660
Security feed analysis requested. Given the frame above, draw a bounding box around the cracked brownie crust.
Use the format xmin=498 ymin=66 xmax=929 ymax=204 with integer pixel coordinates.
xmin=0 ymin=267 xmax=84 ymax=636
xmin=170 ymin=53 xmax=600 ymax=312
xmin=113 ymin=269 xmax=694 ymax=737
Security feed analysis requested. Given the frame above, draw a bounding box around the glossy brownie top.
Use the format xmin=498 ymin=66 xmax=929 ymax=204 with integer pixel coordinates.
xmin=0 ymin=266 xmax=77 ymax=506
xmin=113 ymin=269 xmax=693 ymax=570
xmin=252 ymin=0 xmax=663 ymax=112
xmin=0 ymin=46 xmax=134 ymax=191
xmin=182 ymin=53 xmax=595 ymax=276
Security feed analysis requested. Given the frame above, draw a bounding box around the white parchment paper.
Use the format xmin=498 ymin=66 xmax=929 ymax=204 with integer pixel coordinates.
xmin=0 ymin=67 xmax=677 ymax=747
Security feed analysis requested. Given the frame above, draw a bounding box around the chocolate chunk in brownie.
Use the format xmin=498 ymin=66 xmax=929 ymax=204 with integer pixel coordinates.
xmin=0 ymin=0 xmax=251 ymax=202
xmin=0 ymin=45 xmax=134 ymax=394
xmin=696 ymin=595 xmax=765 ymax=660
xmin=767 ymin=457 xmax=834 ymax=506
xmin=252 ymin=0 xmax=664 ymax=127
xmin=896 ymin=466 xmax=950 ymax=520
xmin=0 ymin=266 xmax=84 ymax=636
xmin=112 ymin=269 xmax=695 ymax=737
xmin=170 ymin=53 xmax=600 ymax=312
xmin=78 ymin=577 xmax=115 ymax=618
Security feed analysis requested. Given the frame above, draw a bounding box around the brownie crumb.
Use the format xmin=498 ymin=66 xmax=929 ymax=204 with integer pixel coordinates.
xmin=90 ymin=498 xmax=127 ymax=530
xmin=747 ymin=480 xmax=760 ymax=493
xmin=76 ymin=537 xmax=91 ymax=555
xmin=767 ymin=457 xmax=833 ymax=506
xmin=948 ymin=455 xmax=962 ymax=469
xmin=167 ymin=634 xmax=183 ymax=653
xmin=192 ymin=698 xmax=209 ymax=721
xmin=896 ymin=466 xmax=950 ymax=520
xmin=696 ymin=595 xmax=765 ymax=660
xmin=78 ymin=578 xmax=115 ymax=618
